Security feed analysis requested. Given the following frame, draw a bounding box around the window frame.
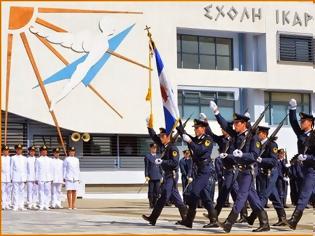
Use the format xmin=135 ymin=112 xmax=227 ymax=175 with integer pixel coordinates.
xmin=177 ymin=34 xmax=234 ymax=70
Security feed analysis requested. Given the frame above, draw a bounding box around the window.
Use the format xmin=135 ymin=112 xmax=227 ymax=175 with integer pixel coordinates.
xmin=83 ymin=135 xmax=152 ymax=157
xmin=178 ymin=90 xmax=235 ymax=120
xmin=264 ymin=92 xmax=311 ymax=125
xmin=278 ymin=33 xmax=314 ymax=63
xmin=33 ymin=135 xmax=69 ymax=156
xmin=177 ymin=34 xmax=233 ymax=70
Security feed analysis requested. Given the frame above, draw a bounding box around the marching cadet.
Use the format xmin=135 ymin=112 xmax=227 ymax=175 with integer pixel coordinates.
xmin=287 ymin=99 xmax=315 ymax=229
xmin=35 ymin=145 xmax=53 ymax=210
xmin=288 ymin=155 xmax=303 ymax=206
xmin=11 ymin=144 xmax=27 ymax=211
xmin=51 ymin=148 xmax=64 ymax=209
xmin=176 ymin=118 xmax=218 ymax=228
xmin=1 ymin=145 xmax=12 ymax=210
xmin=144 ymin=143 xmax=163 ymax=208
xmin=209 ymin=101 xmax=270 ymax=233
xmin=63 ymin=147 xmax=80 ymax=210
xmin=26 ymin=145 xmax=38 ymax=209
xmin=246 ymin=126 xmax=287 ymax=227
xmin=276 ymin=149 xmax=290 ymax=208
xmin=179 ymin=149 xmax=193 ymax=204
xmin=142 ymin=124 xmax=187 ymax=226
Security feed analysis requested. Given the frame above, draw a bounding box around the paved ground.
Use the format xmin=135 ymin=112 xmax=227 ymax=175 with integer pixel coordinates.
xmin=2 ymin=199 xmax=314 ymax=235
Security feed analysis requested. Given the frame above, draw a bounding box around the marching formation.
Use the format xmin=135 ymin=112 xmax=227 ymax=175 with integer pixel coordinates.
xmin=142 ymin=98 xmax=315 ymax=233
xmin=1 ymin=145 xmax=80 ymax=211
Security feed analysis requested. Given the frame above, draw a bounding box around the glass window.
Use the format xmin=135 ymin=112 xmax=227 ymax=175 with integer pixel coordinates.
xmin=33 ymin=135 xmax=69 ymax=156
xmin=177 ymin=34 xmax=233 ymax=70
xmin=83 ymin=135 xmax=117 ymax=156
xmin=264 ymin=92 xmax=311 ymax=125
xmin=178 ymin=90 xmax=235 ymax=120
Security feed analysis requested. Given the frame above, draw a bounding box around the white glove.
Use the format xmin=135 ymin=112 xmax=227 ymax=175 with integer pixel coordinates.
xmin=187 ymin=177 xmax=193 ymax=184
xmin=285 ymin=163 xmax=291 ymax=168
xmin=219 ymin=153 xmax=228 ymax=159
xmin=209 ymin=101 xmax=219 ymax=115
xmin=155 ymin=158 xmax=163 ymax=165
xmin=145 ymin=176 xmax=150 ymax=181
xmin=199 ymin=113 xmax=207 ymax=121
xmin=298 ymin=154 xmax=307 ymax=161
xmin=283 ymin=177 xmax=289 ymax=182
xmin=182 ymin=134 xmax=192 ymax=143
xmin=146 ymin=116 xmax=150 ymax=127
xmin=233 ymin=149 xmax=243 ymax=157
xmin=289 ymin=98 xmax=297 ymax=110
xmin=256 ymin=156 xmax=262 ymax=163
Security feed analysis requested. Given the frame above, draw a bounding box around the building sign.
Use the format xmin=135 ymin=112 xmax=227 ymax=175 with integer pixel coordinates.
xmin=204 ymin=4 xmax=314 ymax=27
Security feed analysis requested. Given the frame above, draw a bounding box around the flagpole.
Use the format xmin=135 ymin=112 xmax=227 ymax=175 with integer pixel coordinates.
xmin=145 ymin=26 xmax=154 ymax=128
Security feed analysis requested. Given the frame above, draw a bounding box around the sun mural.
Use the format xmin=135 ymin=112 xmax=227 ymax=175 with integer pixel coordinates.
xmin=4 ymin=6 xmax=150 ymax=154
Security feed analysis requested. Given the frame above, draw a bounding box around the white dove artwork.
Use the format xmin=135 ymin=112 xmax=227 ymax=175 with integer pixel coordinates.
xmin=29 ymin=17 xmax=116 ymax=111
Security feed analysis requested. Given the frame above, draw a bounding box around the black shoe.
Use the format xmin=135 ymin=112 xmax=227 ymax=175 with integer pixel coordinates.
xmin=272 ymin=208 xmax=288 ymax=227
xmin=245 ymin=211 xmax=257 ymax=225
xmin=283 ymin=204 xmax=290 ymax=209
xmin=252 ymin=210 xmax=270 ymax=232
xmin=142 ymin=214 xmax=156 ymax=226
xmin=203 ymin=222 xmax=219 ymax=228
xmin=177 ymin=208 xmax=196 ymax=228
xmin=287 ymin=209 xmax=303 ymax=230
xmin=218 ymin=210 xmax=238 ymax=233
xmin=203 ymin=208 xmax=219 ymax=228
xmin=236 ymin=217 xmax=248 ymax=223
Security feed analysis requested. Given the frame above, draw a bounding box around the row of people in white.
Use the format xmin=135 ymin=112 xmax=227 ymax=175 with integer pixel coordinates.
xmin=1 ymin=145 xmax=80 ymax=211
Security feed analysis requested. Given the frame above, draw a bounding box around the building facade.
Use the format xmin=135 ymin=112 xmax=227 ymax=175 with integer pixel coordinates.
xmin=1 ymin=1 xmax=315 ymax=186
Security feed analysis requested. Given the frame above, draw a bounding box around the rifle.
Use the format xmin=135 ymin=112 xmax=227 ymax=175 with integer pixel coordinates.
xmin=239 ymin=104 xmax=270 ymax=150
xmin=137 ymin=179 xmax=149 ymax=194
xmin=259 ymin=113 xmax=288 ymax=157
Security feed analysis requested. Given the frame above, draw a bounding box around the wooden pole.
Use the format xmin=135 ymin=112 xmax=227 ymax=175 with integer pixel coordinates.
xmin=20 ymin=32 xmax=67 ymax=156
xmin=4 ymin=33 xmax=13 ymax=145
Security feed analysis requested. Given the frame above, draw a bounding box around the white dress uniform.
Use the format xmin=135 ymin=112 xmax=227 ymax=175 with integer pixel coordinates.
xmin=26 ymin=156 xmax=38 ymax=209
xmin=11 ymin=154 xmax=27 ymax=210
xmin=63 ymin=156 xmax=80 ymax=190
xmin=35 ymin=155 xmax=53 ymax=210
xmin=1 ymin=155 xmax=12 ymax=209
xmin=51 ymin=158 xmax=64 ymax=208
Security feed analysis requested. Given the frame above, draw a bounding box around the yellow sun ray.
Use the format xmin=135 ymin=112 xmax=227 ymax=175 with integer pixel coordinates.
xmin=4 ymin=33 xmax=14 ymax=145
xmin=20 ymin=32 xmax=67 ymax=156
xmin=38 ymin=7 xmax=143 ymax=14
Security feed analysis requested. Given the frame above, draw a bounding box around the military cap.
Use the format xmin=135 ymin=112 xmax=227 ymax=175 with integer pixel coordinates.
xmin=257 ymin=126 xmax=270 ymax=133
xmin=52 ymin=147 xmax=60 ymax=153
xmin=28 ymin=145 xmax=36 ymax=151
xmin=149 ymin=143 xmax=157 ymax=148
xmin=39 ymin=145 xmax=48 ymax=151
xmin=233 ymin=113 xmax=250 ymax=122
xmin=15 ymin=144 xmax=23 ymax=149
xmin=2 ymin=145 xmax=9 ymax=151
xmin=299 ymin=112 xmax=314 ymax=123
xmin=192 ymin=119 xmax=208 ymax=128
xmin=68 ymin=146 xmax=76 ymax=152
xmin=158 ymin=128 xmax=167 ymax=136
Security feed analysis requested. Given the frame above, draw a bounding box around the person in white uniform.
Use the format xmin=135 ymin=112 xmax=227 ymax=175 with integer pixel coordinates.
xmin=26 ymin=145 xmax=38 ymax=209
xmin=51 ymin=148 xmax=64 ymax=209
xmin=11 ymin=144 xmax=27 ymax=211
xmin=63 ymin=147 xmax=80 ymax=209
xmin=35 ymin=145 xmax=53 ymax=210
xmin=1 ymin=145 xmax=12 ymax=210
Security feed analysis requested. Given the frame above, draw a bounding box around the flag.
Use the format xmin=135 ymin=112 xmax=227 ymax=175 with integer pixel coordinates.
xmin=153 ymin=46 xmax=179 ymax=135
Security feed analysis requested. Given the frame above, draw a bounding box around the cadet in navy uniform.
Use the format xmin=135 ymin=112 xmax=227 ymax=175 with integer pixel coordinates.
xmin=276 ymin=149 xmax=290 ymax=208
xmin=176 ymin=118 xmax=218 ymax=228
xmin=144 ymin=143 xmax=163 ymax=208
xmin=209 ymin=101 xmax=269 ymax=233
xmin=179 ymin=149 xmax=193 ymax=204
xmin=142 ymin=127 xmax=187 ymax=226
xmin=246 ymin=126 xmax=287 ymax=227
xmin=287 ymin=99 xmax=315 ymax=229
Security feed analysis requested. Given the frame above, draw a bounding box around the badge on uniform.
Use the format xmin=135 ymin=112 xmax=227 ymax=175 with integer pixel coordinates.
xmin=204 ymin=140 xmax=211 ymax=147
xmin=256 ymin=142 xmax=261 ymax=148
xmin=172 ymin=151 xmax=177 ymax=157
xmin=273 ymin=147 xmax=278 ymax=153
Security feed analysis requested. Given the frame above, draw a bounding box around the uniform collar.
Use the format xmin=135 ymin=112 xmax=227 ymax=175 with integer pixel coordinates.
xmin=238 ymin=129 xmax=248 ymax=136
xmin=305 ymin=129 xmax=312 ymax=136
xmin=197 ymin=134 xmax=205 ymax=140
xmin=261 ymin=138 xmax=268 ymax=145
